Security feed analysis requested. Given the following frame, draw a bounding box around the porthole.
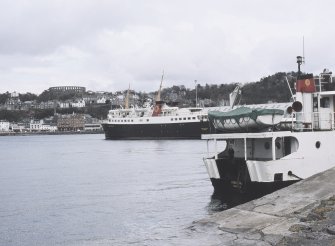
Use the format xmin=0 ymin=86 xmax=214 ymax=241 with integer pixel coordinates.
xmin=316 ymin=141 xmax=321 ymax=149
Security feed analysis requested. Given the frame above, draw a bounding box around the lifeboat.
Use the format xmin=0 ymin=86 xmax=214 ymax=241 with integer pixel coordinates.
xmin=208 ymin=106 xmax=285 ymax=132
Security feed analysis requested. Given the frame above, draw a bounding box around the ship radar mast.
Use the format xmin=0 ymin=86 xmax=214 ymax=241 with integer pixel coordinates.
xmin=297 ymin=56 xmax=303 ymax=77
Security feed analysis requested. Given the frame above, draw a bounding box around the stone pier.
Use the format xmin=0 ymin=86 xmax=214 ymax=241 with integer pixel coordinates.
xmin=182 ymin=167 xmax=335 ymax=245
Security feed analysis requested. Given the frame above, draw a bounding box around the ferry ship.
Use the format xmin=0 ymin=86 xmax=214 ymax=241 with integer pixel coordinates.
xmin=102 ymin=102 xmax=209 ymax=140
xmin=202 ymin=56 xmax=335 ymax=196
xmin=102 ymin=78 xmax=210 ymax=140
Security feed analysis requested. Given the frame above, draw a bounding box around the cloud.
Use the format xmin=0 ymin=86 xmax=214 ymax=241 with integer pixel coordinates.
xmin=0 ymin=0 xmax=334 ymax=94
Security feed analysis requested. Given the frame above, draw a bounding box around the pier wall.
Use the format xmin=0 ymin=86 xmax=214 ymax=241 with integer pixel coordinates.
xmin=186 ymin=167 xmax=335 ymax=245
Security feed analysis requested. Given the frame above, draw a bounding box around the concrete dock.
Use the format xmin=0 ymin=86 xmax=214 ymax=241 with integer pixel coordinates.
xmin=183 ymin=167 xmax=335 ymax=245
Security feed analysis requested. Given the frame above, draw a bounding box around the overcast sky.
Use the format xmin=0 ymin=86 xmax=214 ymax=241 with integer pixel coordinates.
xmin=0 ymin=0 xmax=334 ymax=94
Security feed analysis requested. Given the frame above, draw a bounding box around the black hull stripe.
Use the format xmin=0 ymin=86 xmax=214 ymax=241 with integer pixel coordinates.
xmin=102 ymin=122 xmax=209 ymax=140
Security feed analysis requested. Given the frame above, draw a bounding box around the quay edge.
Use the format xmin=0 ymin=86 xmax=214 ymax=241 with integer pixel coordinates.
xmin=183 ymin=166 xmax=335 ymax=245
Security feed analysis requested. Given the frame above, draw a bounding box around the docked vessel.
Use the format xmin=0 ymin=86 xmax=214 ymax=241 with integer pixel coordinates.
xmin=102 ymin=78 xmax=210 ymax=139
xmin=202 ymin=57 xmax=335 ymax=196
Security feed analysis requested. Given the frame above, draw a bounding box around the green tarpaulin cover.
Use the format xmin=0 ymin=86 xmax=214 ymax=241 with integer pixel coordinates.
xmin=208 ymin=106 xmax=284 ymax=122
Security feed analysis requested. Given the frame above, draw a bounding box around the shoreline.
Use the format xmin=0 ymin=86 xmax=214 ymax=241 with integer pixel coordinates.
xmin=0 ymin=130 xmax=104 ymax=137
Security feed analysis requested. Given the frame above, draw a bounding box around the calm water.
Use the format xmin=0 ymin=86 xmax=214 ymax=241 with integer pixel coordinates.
xmin=0 ymin=134 xmax=224 ymax=245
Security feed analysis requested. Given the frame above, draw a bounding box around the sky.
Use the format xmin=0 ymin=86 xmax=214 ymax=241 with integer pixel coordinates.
xmin=0 ymin=0 xmax=334 ymax=94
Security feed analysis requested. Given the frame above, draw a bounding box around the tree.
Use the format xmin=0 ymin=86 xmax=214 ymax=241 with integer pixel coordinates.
xmin=19 ymin=93 xmax=38 ymax=102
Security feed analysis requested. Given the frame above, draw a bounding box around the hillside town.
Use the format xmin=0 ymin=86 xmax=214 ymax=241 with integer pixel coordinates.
xmin=0 ymin=86 xmax=128 ymax=134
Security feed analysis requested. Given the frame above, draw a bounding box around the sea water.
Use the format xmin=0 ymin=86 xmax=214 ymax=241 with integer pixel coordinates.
xmin=0 ymin=134 xmax=228 ymax=245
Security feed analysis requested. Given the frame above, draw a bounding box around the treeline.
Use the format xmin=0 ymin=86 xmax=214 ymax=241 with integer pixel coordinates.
xmin=158 ymin=72 xmax=298 ymax=106
xmin=0 ymin=90 xmax=87 ymax=104
xmin=0 ymin=104 xmax=111 ymax=121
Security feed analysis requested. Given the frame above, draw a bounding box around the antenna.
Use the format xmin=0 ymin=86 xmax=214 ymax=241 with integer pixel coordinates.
xmin=302 ymin=36 xmax=305 ymax=64
xmin=195 ymin=80 xmax=198 ymax=107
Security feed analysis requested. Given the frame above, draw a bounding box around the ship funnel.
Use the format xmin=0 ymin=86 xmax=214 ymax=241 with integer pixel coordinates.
xmin=292 ymin=101 xmax=303 ymax=112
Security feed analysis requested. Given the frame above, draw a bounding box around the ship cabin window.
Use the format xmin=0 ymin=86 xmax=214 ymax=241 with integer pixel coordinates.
xmin=188 ymin=117 xmax=191 ymax=120
xmin=221 ymin=136 xmax=300 ymax=161
xmin=147 ymin=119 xmax=149 ymax=122
xmin=171 ymin=118 xmax=173 ymax=121
xmin=179 ymin=118 xmax=182 ymax=120
xmin=131 ymin=120 xmax=133 ymax=122
xmin=320 ymin=97 xmax=330 ymax=108
xmin=175 ymin=118 xmax=178 ymax=120
xmin=183 ymin=117 xmax=186 ymax=120
xmin=192 ymin=117 xmax=196 ymax=120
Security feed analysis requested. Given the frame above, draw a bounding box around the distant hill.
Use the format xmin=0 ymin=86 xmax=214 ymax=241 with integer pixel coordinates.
xmin=3 ymin=70 xmax=335 ymax=122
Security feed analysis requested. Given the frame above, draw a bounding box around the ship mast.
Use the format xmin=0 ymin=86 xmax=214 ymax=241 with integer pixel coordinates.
xmin=152 ymin=71 xmax=164 ymax=117
xmin=155 ymin=70 xmax=164 ymax=102
xmin=125 ymin=84 xmax=130 ymax=109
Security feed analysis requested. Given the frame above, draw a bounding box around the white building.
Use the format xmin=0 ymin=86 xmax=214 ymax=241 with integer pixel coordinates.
xmin=0 ymin=121 xmax=10 ymax=132
xmin=84 ymin=123 xmax=102 ymax=131
xmin=30 ymin=120 xmax=58 ymax=132
xmin=59 ymin=101 xmax=70 ymax=108
xmin=41 ymin=123 xmax=57 ymax=132
xmin=30 ymin=120 xmax=43 ymax=132
xmin=97 ymin=96 xmax=107 ymax=104
xmin=71 ymin=99 xmax=86 ymax=108
xmin=11 ymin=123 xmax=28 ymax=132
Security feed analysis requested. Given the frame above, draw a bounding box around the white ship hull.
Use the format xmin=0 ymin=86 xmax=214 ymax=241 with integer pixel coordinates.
xmin=203 ymin=131 xmax=335 ymax=190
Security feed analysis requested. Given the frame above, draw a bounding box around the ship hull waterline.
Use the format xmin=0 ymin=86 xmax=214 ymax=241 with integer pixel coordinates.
xmin=102 ymin=121 xmax=210 ymax=140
